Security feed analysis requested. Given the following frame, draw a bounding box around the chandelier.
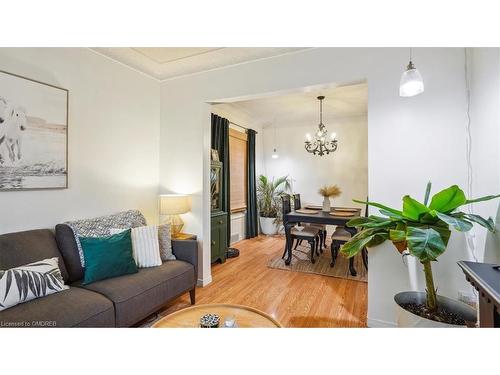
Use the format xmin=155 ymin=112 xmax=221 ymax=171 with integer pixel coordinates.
xmin=304 ymin=95 xmax=338 ymax=156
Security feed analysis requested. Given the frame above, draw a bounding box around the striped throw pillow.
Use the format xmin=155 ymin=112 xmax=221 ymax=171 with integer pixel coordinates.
xmin=110 ymin=226 xmax=162 ymax=268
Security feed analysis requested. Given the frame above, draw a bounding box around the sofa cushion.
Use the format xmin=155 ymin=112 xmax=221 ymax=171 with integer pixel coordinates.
xmin=0 ymin=287 xmax=114 ymax=327
xmin=55 ymin=210 xmax=147 ymax=282
xmin=76 ymin=260 xmax=195 ymax=327
xmin=55 ymin=224 xmax=84 ymax=283
xmin=0 ymin=229 xmax=69 ymax=283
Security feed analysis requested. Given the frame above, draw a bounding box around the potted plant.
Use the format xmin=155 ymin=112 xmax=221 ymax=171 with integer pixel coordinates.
xmin=341 ymin=182 xmax=500 ymax=327
xmin=257 ymin=175 xmax=291 ymax=235
xmin=318 ymin=184 xmax=342 ymax=212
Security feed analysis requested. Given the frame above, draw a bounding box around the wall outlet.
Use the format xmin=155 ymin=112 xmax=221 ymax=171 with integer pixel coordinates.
xmin=458 ymin=290 xmax=478 ymax=308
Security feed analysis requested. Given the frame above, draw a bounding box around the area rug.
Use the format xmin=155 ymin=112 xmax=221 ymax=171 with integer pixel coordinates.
xmin=267 ymin=245 xmax=367 ymax=282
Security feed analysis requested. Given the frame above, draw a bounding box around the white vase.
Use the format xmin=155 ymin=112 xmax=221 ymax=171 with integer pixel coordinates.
xmin=322 ymin=197 xmax=331 ymax=212
xmin=260 ymin=216 xmax=278 ymax=235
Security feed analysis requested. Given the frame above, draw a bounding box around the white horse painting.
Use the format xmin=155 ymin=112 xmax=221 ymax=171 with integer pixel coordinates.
xmin=0 ymin=71 xmax=68 ymax=190
xmin=0 ymin=99 xmax=27 ymax=164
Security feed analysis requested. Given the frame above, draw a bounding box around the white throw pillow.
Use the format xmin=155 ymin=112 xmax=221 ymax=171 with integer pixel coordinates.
xmin=158 ymin=224 xmax=176 ymax=261
xmin=0 ymin=257 xmax=69 ymax=311
xmin=110 ymin=226 xmax=162 ymax=268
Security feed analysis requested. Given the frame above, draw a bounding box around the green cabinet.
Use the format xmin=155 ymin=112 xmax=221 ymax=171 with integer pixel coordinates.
xmin=211 ymin=211 xmax=227 ymax=264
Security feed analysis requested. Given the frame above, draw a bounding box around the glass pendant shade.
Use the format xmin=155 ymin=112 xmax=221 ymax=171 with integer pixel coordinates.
xmin=400 ymin=62 xmax=424 ymax=97
xmin=271 ymin=148 xmax=279 ymax=159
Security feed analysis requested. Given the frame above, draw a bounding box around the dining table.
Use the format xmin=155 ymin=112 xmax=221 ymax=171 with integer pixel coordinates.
xmin=283 ymin=205 xmax=362 ymax=275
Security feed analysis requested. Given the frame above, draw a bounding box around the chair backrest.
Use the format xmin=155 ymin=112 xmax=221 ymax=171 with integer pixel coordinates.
xmin=281 ymin=194 xmax=292 ymax=217
xmin=293 ymin=194 xmax=301 ymax=210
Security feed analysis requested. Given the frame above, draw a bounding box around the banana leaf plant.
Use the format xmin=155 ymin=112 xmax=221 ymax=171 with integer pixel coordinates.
xmin=341 ymin=183 xmax=500 ymax=313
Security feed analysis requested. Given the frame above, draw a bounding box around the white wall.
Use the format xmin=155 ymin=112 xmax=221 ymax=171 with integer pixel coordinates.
xmin=262 ymin=115 xmax=368 ymax=211
xmin=159 ymin=47 xmax=500 ymax=324
xmin=0 ymin=48 xmax=160 ymax=233
xmin=468 ymin=48 xmax=500 ymax=262
xmin=229 ymin=211 xmax=246 ymax=244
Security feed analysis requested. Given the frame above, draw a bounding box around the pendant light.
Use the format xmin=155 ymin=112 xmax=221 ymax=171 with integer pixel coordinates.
xmin=400 ymin=48 xmax=424 ymax=97
xmin=271 ymin=122 xmax=279 ymax=159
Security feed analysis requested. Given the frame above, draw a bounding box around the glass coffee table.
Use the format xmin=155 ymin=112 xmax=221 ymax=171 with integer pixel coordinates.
xmin=152 ymin=303 xmax=282 ymax=328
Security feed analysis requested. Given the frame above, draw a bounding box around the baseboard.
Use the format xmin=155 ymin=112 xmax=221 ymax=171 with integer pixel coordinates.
xmin=197 ymin=275 xmax=212 ymax=287
xmin=367 ymin=317 xmax=398 ymax=328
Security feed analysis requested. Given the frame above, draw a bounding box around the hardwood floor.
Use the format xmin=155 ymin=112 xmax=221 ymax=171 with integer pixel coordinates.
xmin=159 ymin=235 xmax=367 ymax=327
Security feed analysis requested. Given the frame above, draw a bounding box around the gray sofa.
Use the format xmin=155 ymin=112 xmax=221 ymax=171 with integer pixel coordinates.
xmin=0 ymin=228 xmax=198 ymax=327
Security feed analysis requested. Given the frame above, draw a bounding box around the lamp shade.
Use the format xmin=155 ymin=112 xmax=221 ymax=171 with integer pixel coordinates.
xmin=160 ymin=194 xmax=190 ymax=215
xmin=400 ymin=67 xmax=424 ymax=97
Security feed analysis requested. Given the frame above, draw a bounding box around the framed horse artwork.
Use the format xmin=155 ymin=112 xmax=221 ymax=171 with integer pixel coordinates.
xmin=0 ymin=70 xmax=68 ymax=190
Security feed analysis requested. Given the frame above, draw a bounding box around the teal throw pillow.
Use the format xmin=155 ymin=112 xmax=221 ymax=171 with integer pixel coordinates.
xmin=80 ymin=229 xmax=138 ymax=285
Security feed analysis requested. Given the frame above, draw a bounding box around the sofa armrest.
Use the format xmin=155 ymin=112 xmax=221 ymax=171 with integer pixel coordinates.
xmin=172 ymin=239 xmax=198 ymax=277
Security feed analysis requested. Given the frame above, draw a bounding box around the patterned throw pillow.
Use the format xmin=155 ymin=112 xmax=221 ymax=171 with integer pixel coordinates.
xmin=110 ymin=226 xmax=162 ymax=268
xmin=158 ymin=224 xmax=176 ymax=261
xmin=0 ymin=257 xmax=69 ymax=311
xmin=64 ymin=210 xmax=147 ymax=267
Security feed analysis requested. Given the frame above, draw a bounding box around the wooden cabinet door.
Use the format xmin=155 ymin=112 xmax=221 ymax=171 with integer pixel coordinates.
xmin=211 ymin=218 xmax=221 ymax=263
xmin=211 ymin=213 xmax=228 ymax=264
xmin=218 ymin=214 xmax=227 ymax=263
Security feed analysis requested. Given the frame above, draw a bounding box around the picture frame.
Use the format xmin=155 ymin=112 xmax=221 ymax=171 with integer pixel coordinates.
xmin=0 ymin=70 xmax=68 ymax=191
xmin=211 ymin=148 xmax=219 ymax=161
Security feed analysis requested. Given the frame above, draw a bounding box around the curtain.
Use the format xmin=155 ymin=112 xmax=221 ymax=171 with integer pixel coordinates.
xmin=246 ymin=129 xmax=258 ymax=238
xmin=211 ymin=114 xmax=231 ymax=244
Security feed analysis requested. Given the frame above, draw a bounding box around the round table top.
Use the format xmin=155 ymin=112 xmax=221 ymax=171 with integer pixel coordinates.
xmin=152 ymin=303 xmax=282 ymax=328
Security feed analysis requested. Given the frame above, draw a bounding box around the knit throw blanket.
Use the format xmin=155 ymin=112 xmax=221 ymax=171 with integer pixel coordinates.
xmin=65 ymin=209 xmax=147 ymax=266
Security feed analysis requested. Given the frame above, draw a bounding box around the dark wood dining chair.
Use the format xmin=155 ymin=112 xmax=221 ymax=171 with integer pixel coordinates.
xmin=330 ymin=200 xmax=369 ymax=272
xmin=281 ymin=195 xmax=321 ymax=264
xmin=292 ymin=193 xmax=327 ymax=252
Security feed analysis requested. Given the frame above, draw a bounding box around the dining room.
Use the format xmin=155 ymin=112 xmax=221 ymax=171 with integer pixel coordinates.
xmin=207 ymin=81 xmax=369 ymax=325
xmin=259 ymin=82 xmax=368 ymax=280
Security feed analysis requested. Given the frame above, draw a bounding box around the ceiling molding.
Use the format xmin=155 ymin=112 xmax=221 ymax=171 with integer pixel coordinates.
xmin=88 ymin=48 xmax=159 ymax=81
xmin=90 ymin=47 xmax=311 ymax=81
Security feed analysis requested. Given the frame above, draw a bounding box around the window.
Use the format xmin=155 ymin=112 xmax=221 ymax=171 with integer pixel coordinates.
xmin=229 ymin=128 xmax=247 ymax=212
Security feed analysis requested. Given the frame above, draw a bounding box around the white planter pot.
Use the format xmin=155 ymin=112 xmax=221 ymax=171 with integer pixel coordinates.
xmin=322 ymin=197 xmax=331 ymax=212
xmin=260 ymin=216 xmax=278 ymax=235
xmin=394 ymin=291 xmax=477 ymax=328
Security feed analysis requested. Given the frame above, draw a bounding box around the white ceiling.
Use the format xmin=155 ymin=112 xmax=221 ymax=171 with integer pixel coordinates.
xmin=92 ymin=47 xmax=308 ymax=80
xmin=214 ymin=82 xmax=368 ymax=128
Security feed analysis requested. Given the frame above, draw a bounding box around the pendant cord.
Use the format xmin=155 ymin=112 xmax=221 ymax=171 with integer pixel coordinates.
xmin=274 ymin=124 xmax=277 ymax=149
xmin=319 ymin=98 xmax=323 ymax=124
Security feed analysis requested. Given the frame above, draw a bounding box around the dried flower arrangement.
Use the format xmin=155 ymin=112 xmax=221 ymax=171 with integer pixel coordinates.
xmin=318 ymin=185 xmax=341 ymax=198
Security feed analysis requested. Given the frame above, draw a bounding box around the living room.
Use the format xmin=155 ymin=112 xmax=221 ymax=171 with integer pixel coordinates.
xmin=1 ymin=1 xmax=498 ymax=374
